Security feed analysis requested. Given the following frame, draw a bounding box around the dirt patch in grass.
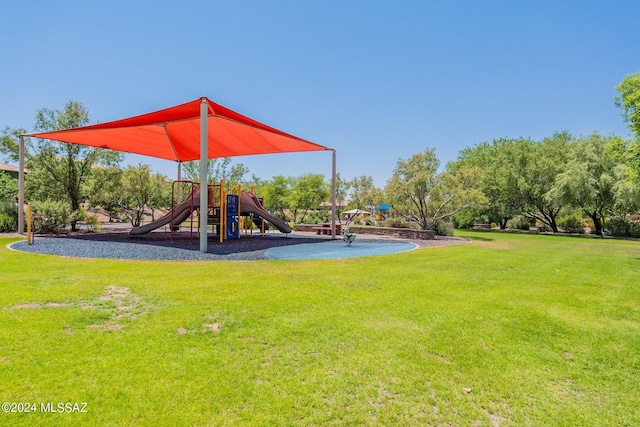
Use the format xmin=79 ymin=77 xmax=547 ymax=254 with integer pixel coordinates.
xmin=12 ymin=301 xmax=75 ymax=309
xmin=84 ymin=286 xmax=152 ymax=329
xmin=9 ymin=286 xmax=154 ymax=331
xmin=177 ymin=315 xmax=224 ymax=335
xmin=88 ymin=323 xmax=125 ymax=331
xmin=473 ymin=240 xmax=513 ymax=250
xmin=12 ymin=302 xmax=45 ymax=309
xmin=202 ymin=322 xmax=222 ymax=333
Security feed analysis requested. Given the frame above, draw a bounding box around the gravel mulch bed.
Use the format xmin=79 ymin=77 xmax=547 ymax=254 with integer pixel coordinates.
xmin=7 ymin=230 xmax=468 ymax=261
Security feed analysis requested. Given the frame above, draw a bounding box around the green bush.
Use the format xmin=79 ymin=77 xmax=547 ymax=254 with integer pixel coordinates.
xmin=537 ymin=223 xmax=552 ymax=233
xmin=0 ymin=172 xmax=18 ymax=202
xmin=432 ymin=220 xmax=454 ymax=236
xmin=77 ymin=209 xmax=102 ymax=233
xmin=557 ymin=213 xmax=585 ymax=234
xmin=364 ymin=216 xmax=376 ymax=226
xmin=86 ymin=214 xmax=102 ymax=232
xmin=380 ymin=218 xmax=410 ymax=228
xmin=452 ymin=209 xmax=478 ymax=229
xmin=0 ymin=201 xmax=18 ymax=232
xmin=507 ymin=215 xmax=531 ymax=230
xmin=32 ymin=200 xmax=70 ymax=234
xmin=307 ymin=211 xmax=330 ymax=225
xmin=0 ymin=213 xmax=16 ymax=232
xmin=606 ymin=217 xmax=640 ymax=238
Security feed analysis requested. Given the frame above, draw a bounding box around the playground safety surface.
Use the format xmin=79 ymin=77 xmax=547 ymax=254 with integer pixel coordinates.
xmin=9 ymin=231 xmax=467 ymax=261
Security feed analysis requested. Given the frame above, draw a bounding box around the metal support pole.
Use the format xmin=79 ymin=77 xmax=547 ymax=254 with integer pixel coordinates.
xmin=199 ymin=98 xmax=208 ymax=252
xmin=220 ymin=180 xmax=225 ymax=244
xmin=331 ymin=149 xmax=337 ymax=239
xmin=18 ymin=136 xmax=25 ymax=234
xmin=176 ymin=161 xmax=182 ymax=203
xmin=26 ymin=205 xmax=32 ymax=244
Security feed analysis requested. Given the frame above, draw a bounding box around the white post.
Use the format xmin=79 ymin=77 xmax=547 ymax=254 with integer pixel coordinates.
xmin=18 ymin=135 xmax=24 ymax=234
xmin=18 ymin=136 xmax=25 ymax=234
xmin=199 ymin=98 xmax=208 ymax=252
xmin=331 ymin=149 xmax=337 ymax=239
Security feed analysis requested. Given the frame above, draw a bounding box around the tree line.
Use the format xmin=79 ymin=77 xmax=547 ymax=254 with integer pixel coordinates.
xmin=1 ymin=71 xmax=639 ymax=235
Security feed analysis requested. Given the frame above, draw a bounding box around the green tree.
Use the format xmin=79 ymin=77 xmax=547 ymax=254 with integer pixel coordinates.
xmin=286 ymin=173 xmax=329 ymax=224
xmin=0 ymin=127 xmax=26 ymax=163
xmin=612 ymin=163 xmax=640 ymax=215
xmin=348 ymin=175 xmax=382 ymax=217
xmin=386 ymin=148 xmax=485 ymax=230
xmin=2 ymin=102 xmax=122 ymax=231
xmin=334 ymin=173 xmax=351 ymax=220
xmin=121 ymin=164 xmax=159 ymax=227
xmin=615 ymin=72 xmax=640 ymax=139
xmin=450 ymin=138 xmax=525 ymax=228
xmin=258 ymin=175 xmax=292 ymax=221
xmin=88 ymin=166 xmax=125 ymax=222
xmin=0 ymin=172 xmax=18 ymax=202
xmin=608 ymin=136 xmax=640 ymax=214
xmin=547 ymin=133 xmax=621 ymax=235
xmin=147 ymin=174 xmax=172 ymax=221
xmin=519 ymin=132 xmax=572 ymax=232
xmin=451 ymin=133 xmax=572 ymax=232
xmin=0 ymin=171 xmax=19 ymax=232
xmin=182 ymin=158 xmax=248 ymax=188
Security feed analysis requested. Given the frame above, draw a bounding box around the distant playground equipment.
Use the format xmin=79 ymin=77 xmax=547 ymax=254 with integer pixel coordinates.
xmin=129 ymin=180 xmax=291 ymax=242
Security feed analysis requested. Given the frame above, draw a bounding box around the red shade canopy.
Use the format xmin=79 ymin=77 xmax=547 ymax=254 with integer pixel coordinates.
xmin=26 ymin=97 xmax=331 ymax=161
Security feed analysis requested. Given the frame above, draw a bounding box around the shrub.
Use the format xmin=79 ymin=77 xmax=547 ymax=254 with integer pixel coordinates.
xmin=0 ymin=213 xmax=16 ymax=232
xmin=380 ymin=218 xmax=410 ymax=228
xmin=557 ymin=213 xmax=585 ymax=234
xmin=507 ymin=215 xmax=531 ymax=231
xmin=32 ymin=200 xmax=70 ymax=234
xmin=584 ymin=217 xmax=595 ymax=231
xmin=364 ymin=216 xmax=376 ymax=226
xmin=432 ymin=220 xmax=454 ymax=236
xmin=606 ymin=217 xmax=629 ymax=237
xmin=452 ymin=209 xmax=478 ymax=229
xmin=84 ymin=213 xmax=103 ymax=232
xmin=0 ymin=201 xmax=18 ymax=232
xmin=537 ymin=224 xmax=552 ymax=233
xmin=606 ymin=217 xmax=640 ymax=238
xmin=306 ymin=211 xmax=330 ymax=225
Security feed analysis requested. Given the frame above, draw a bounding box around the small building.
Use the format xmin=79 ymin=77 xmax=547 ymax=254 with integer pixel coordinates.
xmin=341 ymin=209 xmax=371 ymax=221
xmin=0 ymin=163 xmax=20 ymax=179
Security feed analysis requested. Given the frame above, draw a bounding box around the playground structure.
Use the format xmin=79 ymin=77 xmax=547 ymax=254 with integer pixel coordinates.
xmin=129 ymin=180 xmax=291 ymax=243
xmin=18 ymin=97 xmax=337 ymax=253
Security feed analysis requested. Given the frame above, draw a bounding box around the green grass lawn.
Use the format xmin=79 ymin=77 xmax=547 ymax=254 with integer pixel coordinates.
xmin=1 ymin=231 xmax=639 ymax=426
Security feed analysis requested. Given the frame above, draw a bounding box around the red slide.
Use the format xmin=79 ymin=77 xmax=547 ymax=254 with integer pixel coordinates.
xmin=129 ymin=188 xmax=291 ymax=235
xmin=129 ymin=187 xmax=201 ymax=235
xmin=240 ymin=191 xmax=292 ymax=233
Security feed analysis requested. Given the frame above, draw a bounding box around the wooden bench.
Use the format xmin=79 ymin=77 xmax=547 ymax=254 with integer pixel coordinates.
xmin=473 ymin=223 xmax=492 ymax=230
xmin=311 ymin=223 xmax=341 ymax=235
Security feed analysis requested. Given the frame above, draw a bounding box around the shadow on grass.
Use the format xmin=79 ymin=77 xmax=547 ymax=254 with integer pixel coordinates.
xmin=467 ymin=235 xmax=494 ymax=242
xmin=457 ymin=230 xmax=495 ymax=242
xmin=462 ymin=229 xmax=640 ymax=244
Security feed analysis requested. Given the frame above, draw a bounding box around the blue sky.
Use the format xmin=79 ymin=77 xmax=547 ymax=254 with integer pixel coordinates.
xmin=1 ymin=1 xmax=638 ymax=187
